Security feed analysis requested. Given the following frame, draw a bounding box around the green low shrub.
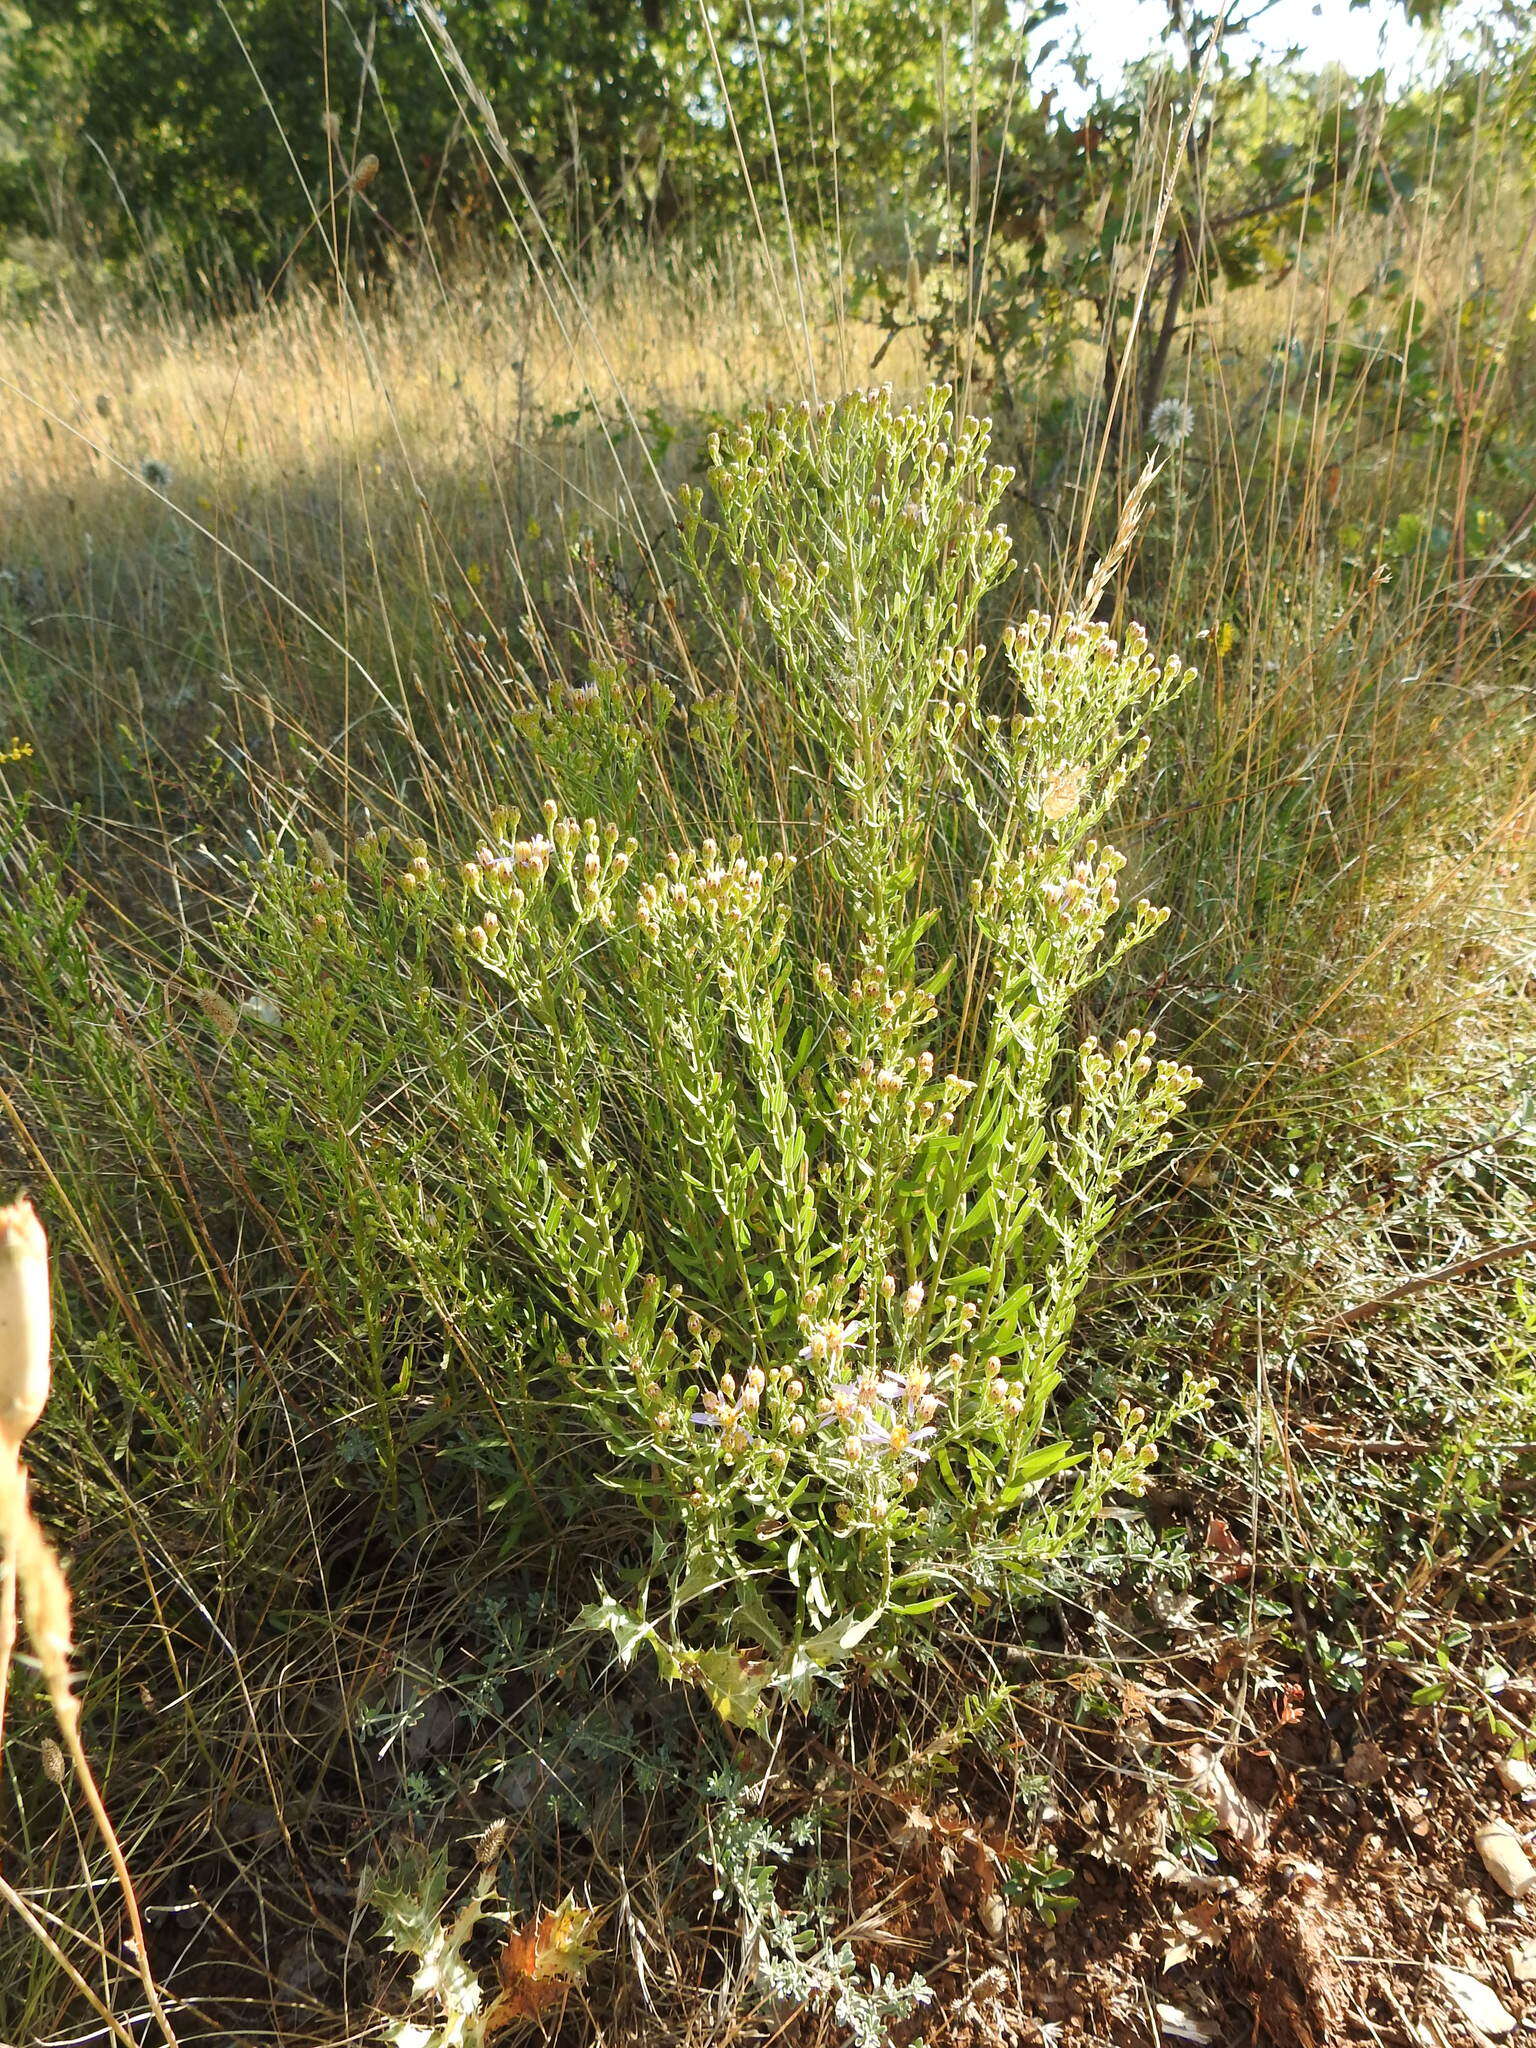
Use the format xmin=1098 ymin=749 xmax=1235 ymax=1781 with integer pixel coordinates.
xmin=192 ymin=388 xmax=1202 ymax=1692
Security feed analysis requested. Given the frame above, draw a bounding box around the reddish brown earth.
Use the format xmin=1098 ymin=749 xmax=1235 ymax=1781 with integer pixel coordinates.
xmin=828 ymin=1648 xmax=1536 ymax=2048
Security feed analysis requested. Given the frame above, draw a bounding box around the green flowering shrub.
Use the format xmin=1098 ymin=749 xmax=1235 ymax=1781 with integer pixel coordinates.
xmin=205 ymin=388 xmax=1202 ymax=1684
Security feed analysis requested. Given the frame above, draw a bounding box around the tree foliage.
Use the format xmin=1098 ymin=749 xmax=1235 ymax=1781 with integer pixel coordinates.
xmin=854 ymin=4 xmax=1528 ymax=439
xmin=0 ymin=0 xmax=1047 ymax=280
xmin=0 ymin=0 xmax=1526 ymax=340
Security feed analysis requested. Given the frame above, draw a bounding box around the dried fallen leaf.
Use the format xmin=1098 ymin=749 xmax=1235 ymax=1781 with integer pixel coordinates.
xmin=1183 ymin=1744 xmax=1269 ymax=1855
xmin=1202 ymin=1515 xmax=1251 ymax=1583
xmin=1431 ymin=1964 xmax=1518 ymax=2038
xmin=1162 ymin=1895 xmax=1226 ymax=1971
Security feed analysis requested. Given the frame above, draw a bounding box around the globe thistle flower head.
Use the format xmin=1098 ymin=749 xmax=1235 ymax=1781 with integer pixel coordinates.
xmin=140 ymin=456 xmax=174 ymax=491
xmin=1148 ymin=398 xmax=1196 ymax=449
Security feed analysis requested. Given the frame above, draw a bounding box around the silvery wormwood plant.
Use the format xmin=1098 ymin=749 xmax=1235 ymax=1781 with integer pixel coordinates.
xmin=218 ymin=388 xmax=1205 ymax=1712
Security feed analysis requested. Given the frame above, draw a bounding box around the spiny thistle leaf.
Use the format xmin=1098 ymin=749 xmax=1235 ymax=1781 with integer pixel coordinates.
xmin=484 ymin=1896 xmax=602 ymax=2030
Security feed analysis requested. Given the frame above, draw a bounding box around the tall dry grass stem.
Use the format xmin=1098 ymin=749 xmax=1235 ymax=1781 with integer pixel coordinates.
xmin=0 ymin=1197 xmax=181 ymax=2048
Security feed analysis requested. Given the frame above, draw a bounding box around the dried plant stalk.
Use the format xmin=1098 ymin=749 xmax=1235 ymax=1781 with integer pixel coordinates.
xmin=0 ymin=1197 xmax=181 ymax=2048
xmin=0 ymin=1196 xmax=50 ymax=1451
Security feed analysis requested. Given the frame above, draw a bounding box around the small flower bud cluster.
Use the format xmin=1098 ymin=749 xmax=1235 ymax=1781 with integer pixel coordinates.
xmin=1040 ymin=841 xmax=1124 ymax=924
xmin=831 ymin=1047 xmax=955 ymax=1127
xmin=635 ymin=839 xmax=789 ymax=939
xmin=562 ymin=818 xmax=634 ymax=922
xmin=298 ymin=855 xmax=352 ymax=943
xmin=701 ymin=385 xmax=1013 ymax=596
xmin=1073 ymin=1030 xmax=1200 ymax=1124
xmin=982 ymin=1357 xmax=1031 ymax=1424
xmin=695 ymin=1361 xmax=769 ymax=1459
xmin=839 ymin=966 xmax=938 ymax=1036
xmin=1001 ymin=612 xmax=1196 ymax=757
xmin=465 ymin=834 xmax=553 ymax=889
xmin=395 ymin=848 xmax=438 ymax=897
xmin=448 ymin=804 xmax=638 ymax=954
xmin=1074 ymin=1397 xmax=1165 ymax=1500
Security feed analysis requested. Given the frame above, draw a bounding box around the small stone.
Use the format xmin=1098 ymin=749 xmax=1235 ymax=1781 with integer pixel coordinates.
xmin=1432 ymin=1964 xmax=1517 ymax=2037
xmin=1398 ymin=1791 xmax=1431 ymax=1837
xmin=1477 ymin=1819 xmax=1536 ymax=1900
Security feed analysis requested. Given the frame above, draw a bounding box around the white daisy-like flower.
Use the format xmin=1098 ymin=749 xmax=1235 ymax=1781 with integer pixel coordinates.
xmin=1148 ymin=397 xmax=1196 ymax=448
